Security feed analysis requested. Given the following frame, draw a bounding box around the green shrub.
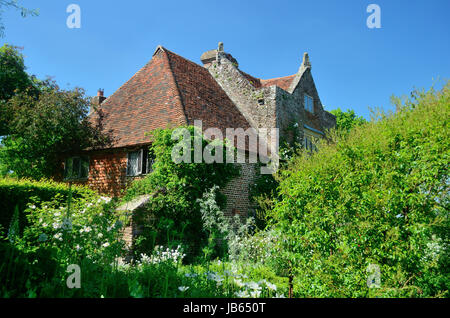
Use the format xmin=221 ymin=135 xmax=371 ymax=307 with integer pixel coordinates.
xmin=0 ymin=178 xmax=95 ymax=233
xmin=268 ymin=83 xmax=450 ymax=297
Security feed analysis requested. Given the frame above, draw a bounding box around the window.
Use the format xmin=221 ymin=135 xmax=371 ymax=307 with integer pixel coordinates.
xmin=127 ymin=147 xmax=154 ymax=177
xmin=64 ymin=156 xmax=89 ymax=180
xmin=304 ymin=94 xmax=314 ymax=113
xmin=304 ymin=135 xmax=317 ymax=152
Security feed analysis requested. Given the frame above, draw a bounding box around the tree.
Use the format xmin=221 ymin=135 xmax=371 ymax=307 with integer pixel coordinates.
xmin=0 ymin=44 xmax=38 ymax=135
xmin=0 ymin=0 xmax=39 ymax=37
xmin=0 ymin=82 xmax=112 ymax=179
xmin=268 ymin=83 xmax=449 ymax=297
xmin=330 ymin=108 xmax=367 ymax=133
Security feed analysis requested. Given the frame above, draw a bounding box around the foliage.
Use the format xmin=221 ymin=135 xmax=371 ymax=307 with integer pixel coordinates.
xmin=0 ymin=177 xmax=95 ymax=234
xmin=268 ymin=83 xmax=450 ymax=297
xmin=197 ymin=185 xmax=230 ymax=260
xmin=0 ymin=189 xmax=127 ymax=297
xmin=330 ymin=108 xmax=367 ymax=134
xmin=125 ymin=126 xmax=240 ymax=261
xmin=0 ymin=81 xmax=112 ymax=179
xmin=0 ymin=44 xmax=38 ymax=135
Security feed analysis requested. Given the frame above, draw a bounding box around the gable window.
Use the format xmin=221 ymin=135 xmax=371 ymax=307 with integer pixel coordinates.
xmin=64 ymin=156 xmax=89 ymax=180
xmin=126 ymin=147 xmax=154 ymax=177
xmin=304 ymin=94 xmax=314 ymax=113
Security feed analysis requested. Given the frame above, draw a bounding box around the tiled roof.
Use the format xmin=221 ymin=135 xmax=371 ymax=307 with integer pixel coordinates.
xmin=260 ymin=74 xmax=296 ymax=91
xmin=90 ymin=47 xmax=250 ymax=149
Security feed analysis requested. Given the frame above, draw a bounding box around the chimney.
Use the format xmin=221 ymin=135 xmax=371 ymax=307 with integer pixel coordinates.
xmin=90 ymin=89 xmax=107 ymax=113
xmin=299 ymin=52 xmax=311 ymax=73
xmin=200 ymin=42 xmax=239 ymax=68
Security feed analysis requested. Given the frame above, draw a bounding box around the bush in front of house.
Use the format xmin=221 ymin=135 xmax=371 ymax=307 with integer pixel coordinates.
xmin=0 ymin=177 xmax=95 ymax=234
xmin=267 ymin=83 xmax=450 ymax=297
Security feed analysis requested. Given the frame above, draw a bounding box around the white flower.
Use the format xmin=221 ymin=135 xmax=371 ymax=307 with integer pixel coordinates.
xmin=100 ymin=196 xmax=111 ymax=203
xmin=30 ymin=205 xmax=36 ymax=209
xmin=85 ymin=226 xmax=91 ymax=233
xmin=234 ymin=279 xmax=245 ymax=288
xmin=249 ymin=290 xmax=261 ymax=298
xmin=98 ymin=233 xmax=103 ymax=238
xmin=274 ymin=293 xmax=286 ymax=298
xmin=247 ymin=281 xmax=261 ymax=291
xmin=75 ymin=244 xmax=81 ymax=251
xmin=102 ymin=242 xmax=110 ymax=248
xmin=235 ymin=290 xmax=249 ymax=298
xmin=178 ymin=286 xmax=189 ymax=292
xmin=53 ymin=233 xmax=62 ymax=241
xmin=266 ymin=282 xmax=277 ymax=291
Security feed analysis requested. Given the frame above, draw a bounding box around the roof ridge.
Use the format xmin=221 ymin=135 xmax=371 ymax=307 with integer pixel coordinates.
xmin=158 ymin=48 xmax=189 ymax=125
xmin=261 ymin=74 xmax=296 ymax=81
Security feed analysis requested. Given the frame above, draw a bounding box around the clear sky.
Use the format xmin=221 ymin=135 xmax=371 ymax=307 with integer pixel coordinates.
xmin=1 ymin=0 xmax=449 ymax=119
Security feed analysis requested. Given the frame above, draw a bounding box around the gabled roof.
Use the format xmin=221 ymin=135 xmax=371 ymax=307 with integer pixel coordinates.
xmin=90 ymin=47 xmax=251 ymax=149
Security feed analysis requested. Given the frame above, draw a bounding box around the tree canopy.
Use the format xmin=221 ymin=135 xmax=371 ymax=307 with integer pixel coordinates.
xmin=330 ymin=108 xmax=367 ymax=133
xmin=0 ymin=44 xmax=111 ymax=179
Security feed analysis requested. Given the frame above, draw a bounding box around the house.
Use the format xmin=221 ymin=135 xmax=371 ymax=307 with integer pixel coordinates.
xmin=62 ymin=43 xmax=336 ymax=217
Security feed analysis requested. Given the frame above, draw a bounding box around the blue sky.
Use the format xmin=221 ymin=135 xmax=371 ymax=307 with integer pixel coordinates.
xmin=1 ymin=0 xmax=449 ymax=119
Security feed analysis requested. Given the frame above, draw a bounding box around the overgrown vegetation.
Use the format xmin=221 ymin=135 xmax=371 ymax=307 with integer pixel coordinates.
xmin=124 ymin=126 xmax=240 ymax=262
xmin=0 ymin=81 xmax=448 ymax=298
xmin=267 ymin=83 xmax=449 ymax=297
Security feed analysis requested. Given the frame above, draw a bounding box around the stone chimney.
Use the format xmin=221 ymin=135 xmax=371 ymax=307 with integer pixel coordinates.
xmin=299 ymin=52 xmax=311 ymax=73
xmin=90 ymin=89 xmax=106 ymax=114
xmin=200 ymin=42 xmax=238 ymax=68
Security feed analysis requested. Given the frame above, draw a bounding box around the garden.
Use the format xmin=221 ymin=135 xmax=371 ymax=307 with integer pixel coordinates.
xmin=0 ymin=81 xmax=448 ymax=298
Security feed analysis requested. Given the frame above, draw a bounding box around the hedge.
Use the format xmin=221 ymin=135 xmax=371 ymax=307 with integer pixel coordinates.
xmin=0 ymin=178 xmax=95 ymax=234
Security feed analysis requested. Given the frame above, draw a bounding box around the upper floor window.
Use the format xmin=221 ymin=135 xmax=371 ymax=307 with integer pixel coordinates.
xmin=304 ymin=94 xmax=314 ymax=113
xmin=64 ymin=156 xmax=89 ymax=180
xmin=127 ymin=147 xmax=154 ymax=177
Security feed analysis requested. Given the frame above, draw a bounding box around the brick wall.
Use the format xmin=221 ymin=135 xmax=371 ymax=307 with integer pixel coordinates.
xmin=71 ymin=149 xmax=131 ymax=196
xmin=221 ymin=162 xmax=257 ymax=219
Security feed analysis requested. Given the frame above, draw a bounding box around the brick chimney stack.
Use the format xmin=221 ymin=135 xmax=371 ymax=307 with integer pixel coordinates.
xmin=90 ymin=89 xmax=107 ymax=114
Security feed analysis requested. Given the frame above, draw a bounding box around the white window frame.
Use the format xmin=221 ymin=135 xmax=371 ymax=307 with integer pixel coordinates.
xmin=304 ymin=94 xmax=314 ymax=113
xmin=126 ymin=149 xmax=143 ymax=177
xmin=127 ymin=147 xmax=155 ymax=177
